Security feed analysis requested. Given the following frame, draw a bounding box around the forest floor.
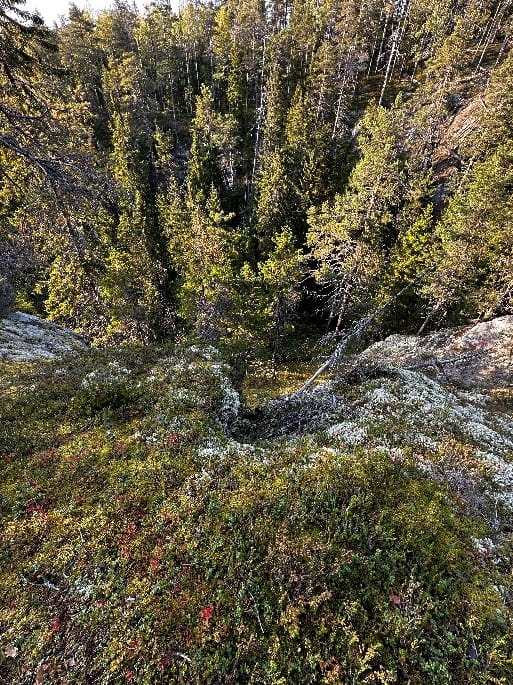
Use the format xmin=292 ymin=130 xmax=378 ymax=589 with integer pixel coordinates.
xmin=1 ymin=333 xmax=512 ymax=683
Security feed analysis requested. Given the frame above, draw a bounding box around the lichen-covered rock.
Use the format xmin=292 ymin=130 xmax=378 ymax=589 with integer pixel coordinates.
xmin=0 ymin=311 xmax=87 ymax=362
xmin=130 ymin=344 xmax=241 ymax=436
xmin=357 ymin=315 xmax=513 ymax=388
xmin=260 ymin=356 xmax=513 ymax=518
xmin=343 ymin=370 xmax=513 ymax=514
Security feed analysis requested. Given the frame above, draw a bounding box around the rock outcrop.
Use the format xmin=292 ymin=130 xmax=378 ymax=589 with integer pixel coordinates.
xmin=0 ymin=311 xmax=87 ymax=362
xmin=357 ymin=316 xmax=513 ymax=388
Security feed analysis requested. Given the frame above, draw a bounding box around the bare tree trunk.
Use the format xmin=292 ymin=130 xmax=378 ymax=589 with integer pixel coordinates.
xmin=250 ymin=38 xmax=267 ymax=202
xmin=296 ymin=280 xmax=414 ymax=394
xmin=332 ymin=47 xmax=356 ymax=138
xmin=474 ymin=0 xmax=507 ymax=72
xmin=370 ymin=7 xmax=391 ymax=77
xmin=379 ymin=0 xmax=410 ymax=106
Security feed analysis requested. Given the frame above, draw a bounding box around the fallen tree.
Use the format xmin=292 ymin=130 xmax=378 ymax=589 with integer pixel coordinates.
xmin=296 ymin=281 xmax=415 ymax=394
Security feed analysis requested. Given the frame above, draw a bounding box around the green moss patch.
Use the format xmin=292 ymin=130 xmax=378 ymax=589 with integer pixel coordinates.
xmin=1 ymin=348 xmax=512 ymax=684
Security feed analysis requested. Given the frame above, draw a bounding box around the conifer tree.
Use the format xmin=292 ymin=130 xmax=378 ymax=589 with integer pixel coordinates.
xmin=424 ymin=146 xmax=513 ymax=323
xmin=258 ymin=226 xmax=305 ymax=364
xmin=165 ymin=184 xmax=236 ymax=342
xmin=307 ymin=103 xmax=408 ymax=330
xmin=2 ymin=0 xmax=512 ymax=345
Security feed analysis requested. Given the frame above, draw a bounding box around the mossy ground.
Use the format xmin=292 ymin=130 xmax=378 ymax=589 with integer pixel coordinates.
xmin=1 ymin=346 xmax=512 ymax=684
xmin=241 ymin=359 xmax=317 ymax=408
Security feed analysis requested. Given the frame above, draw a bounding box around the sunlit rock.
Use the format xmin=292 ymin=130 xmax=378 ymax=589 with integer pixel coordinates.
xmin=0 ymin=311 xmax=87 ymax=362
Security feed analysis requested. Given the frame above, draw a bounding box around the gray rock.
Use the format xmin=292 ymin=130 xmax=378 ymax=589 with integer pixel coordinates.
xmin=0 ymin=311 xmax=87 ymax=362
xmin=358 ymin=316 xmax=513 ymax=388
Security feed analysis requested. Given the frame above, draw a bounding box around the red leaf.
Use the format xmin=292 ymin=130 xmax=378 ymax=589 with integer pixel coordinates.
xmin=50 ymin=615 xmax=62 ymax=632
xmin=166 ymin=432 xmax=180 ymax=445
xmin=126 ymin=522 xmax=138 ymax=535
xmin=389 ymin=593 xmax=401 ymax=606
xmin=199 ymin=605 xmax=214 ymax=621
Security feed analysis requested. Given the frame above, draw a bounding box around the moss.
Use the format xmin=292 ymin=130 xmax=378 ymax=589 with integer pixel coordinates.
xmin=0 ymin=347 xmax=512 ymax=684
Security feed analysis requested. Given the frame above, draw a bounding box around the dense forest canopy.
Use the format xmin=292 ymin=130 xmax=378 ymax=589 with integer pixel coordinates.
xmin=1 ymin=0 xmax=512 ymax=355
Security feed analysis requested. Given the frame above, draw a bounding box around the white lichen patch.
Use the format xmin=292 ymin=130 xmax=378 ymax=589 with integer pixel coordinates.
xmin=351 ymin=371 xmax=513 ymax=458
xmin=327 ymin=421 xmax=367 ymax=446
xmin=72 ymin=578 xmax=95 ymax=602
xmin=310 ymin=368 xmax=513 ymax=517
xmin=472 ymin=537 xmax=497 ymax=556
xmin=81 ymin=361 xmax=131 ymax=390
xmin=197 ymin=438 xmax=264 ymax=464
xmin=132 ymin=347 xmax=243 ymax=448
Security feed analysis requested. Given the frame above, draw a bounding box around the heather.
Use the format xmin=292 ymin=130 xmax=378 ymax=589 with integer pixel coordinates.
xmin=1 ymin=343 xmax=512 ymax=683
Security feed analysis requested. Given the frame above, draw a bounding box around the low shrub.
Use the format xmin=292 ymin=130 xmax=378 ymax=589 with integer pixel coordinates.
xmin=1 ymin=347 xmax=512 ymax=684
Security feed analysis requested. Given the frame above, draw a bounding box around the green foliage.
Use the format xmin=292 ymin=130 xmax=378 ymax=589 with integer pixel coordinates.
xmin=3 ymin=2 xmax=513 ymax=681
xmin=376 ymin=176 xmax=436 ymax=331
xmin=258 ymin=227 xmax=306 ymax=362
xmin=1 ymin=347 xmax=512 ymax=683
xmin=254 ymin=147 xmax=295 ymax=257
xmin=164 ymin=185 xmax=237 ymax=342
xmin=425 ymin=146 xmax=513 ymax=323
xmin=307 ymin=104 xmax=408 ymax=329
xmin=3 ymin=0 xmax=513 ymax=346
xmin=188 ymin=85 xmax=240 ymax=201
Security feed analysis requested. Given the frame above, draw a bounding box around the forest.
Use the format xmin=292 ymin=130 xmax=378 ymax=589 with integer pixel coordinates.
xmin=2 ymin=1 xmax=513 ymax=683
xmin=1 ymin=0 xmax=512 ymax=357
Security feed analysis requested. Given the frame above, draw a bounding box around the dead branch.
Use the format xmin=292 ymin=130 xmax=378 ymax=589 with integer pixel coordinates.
xmin=295 ymin=280 xmax=415 ymax=394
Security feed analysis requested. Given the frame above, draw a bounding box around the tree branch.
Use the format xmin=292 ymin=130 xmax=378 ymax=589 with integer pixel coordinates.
xmin=295 ymin=280 xmax=415 ymax=394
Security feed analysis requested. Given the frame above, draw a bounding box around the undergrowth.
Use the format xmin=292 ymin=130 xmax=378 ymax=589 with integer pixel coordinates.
xmin=1 ymin=346 xmax=512 ymax=684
